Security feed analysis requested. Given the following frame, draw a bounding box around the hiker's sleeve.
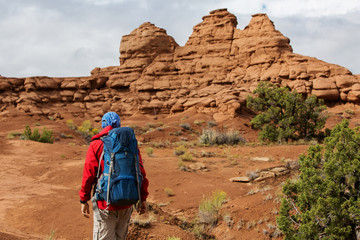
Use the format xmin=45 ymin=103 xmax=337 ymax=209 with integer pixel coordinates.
xmin=138 ymin=149 xmax=149 ymax=202
xmin=79 ymin=143 xmax=100 ymax=202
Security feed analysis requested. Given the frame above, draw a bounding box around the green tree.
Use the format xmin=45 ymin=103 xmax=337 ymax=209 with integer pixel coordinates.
xmin=277 ymin=120 xmax=360 ymax=239
xmin=246 ymin=82 xmax=328 ymax=143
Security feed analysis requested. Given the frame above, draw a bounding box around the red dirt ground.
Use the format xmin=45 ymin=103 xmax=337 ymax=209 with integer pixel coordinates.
xmin=0 ymin=103 xmax=358 ymax=240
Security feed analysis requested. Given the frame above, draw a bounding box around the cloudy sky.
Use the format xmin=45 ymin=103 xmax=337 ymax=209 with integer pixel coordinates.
xmin=0 ymin=0 xmax=359 ymax=78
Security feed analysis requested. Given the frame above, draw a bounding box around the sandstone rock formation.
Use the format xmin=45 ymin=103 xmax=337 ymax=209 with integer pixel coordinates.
xmin=1 ymin=9 xmax=359 ymax=121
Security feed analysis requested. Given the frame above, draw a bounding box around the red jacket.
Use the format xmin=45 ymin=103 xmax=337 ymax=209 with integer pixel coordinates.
xmin=79 ymin=126 xmax=149 ymax=210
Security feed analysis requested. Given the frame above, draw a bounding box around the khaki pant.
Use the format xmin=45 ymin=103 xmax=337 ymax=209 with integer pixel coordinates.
xmin=93 ymin=207 xmax=133 ymax=240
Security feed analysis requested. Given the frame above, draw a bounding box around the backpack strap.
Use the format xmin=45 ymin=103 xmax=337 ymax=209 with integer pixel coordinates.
xmin=96 ymin=150 xmax=105 ymax=179
xmin=134 ymin=153 xmax=142 ymax=211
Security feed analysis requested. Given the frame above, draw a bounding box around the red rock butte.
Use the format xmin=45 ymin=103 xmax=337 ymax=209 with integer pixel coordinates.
xmin=1 ymin=9 xmax=359 ymax=122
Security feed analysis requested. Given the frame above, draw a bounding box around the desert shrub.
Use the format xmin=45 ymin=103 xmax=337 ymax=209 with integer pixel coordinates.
xmin=167 ymin=237 xmax=181 ymax=240
xmin=178 ymin=159 xmax=187 ymax=171
xmin=345 ymin=109 xmax=355 ymax=115
xmin=277 ymin=120 xmax=360 ymax=239
xmin=38 ymin=128 xmax=54 ymax=143
xmin=145 ymin=147 xmax=154 ymax=157
xmin=179 ymin=152 xmax=193 ymax=162
xmin=199 ymin=128 xmax=245 ymax=145
xmin=246 ymin=170 xmax=259 ymax=181
xmin=66 ymin=120 xmax=76 ymax=130
xmin=7 ymin=131 xmax=22 ymax=139
xmin=180 ymin=123 xmax=191 ymax=131
xmin=207 ymin=120 xmax=217 ymax=128
xmin=21 ymin=125 xmax=53 ymax=143
xmin=164 ymin=187 xmax=174 ymax=197
xmin=194 ymin=120 xmax=205 ymax=126
xmin=247 ymin=82 xmax=328 ymax=143
xmin=174 ymin=145 xmax=186 ymax=156
xmin=198 ymin=190 xmax=227 ymax=226
xmin=131 ymin=212 xmax=156 ymax=228
xmin=66 ymin=119 xmax=99 ymax=143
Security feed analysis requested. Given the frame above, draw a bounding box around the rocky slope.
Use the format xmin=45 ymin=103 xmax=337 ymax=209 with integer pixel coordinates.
xmin=1 ymin=9 xmax=359 ymax=122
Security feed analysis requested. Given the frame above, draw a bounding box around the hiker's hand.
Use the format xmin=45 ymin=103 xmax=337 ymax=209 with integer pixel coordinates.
xmin=139 ymin=201 xmax=147 ymax=215
xmin=81 ymin=202 xmax=90 ymax=217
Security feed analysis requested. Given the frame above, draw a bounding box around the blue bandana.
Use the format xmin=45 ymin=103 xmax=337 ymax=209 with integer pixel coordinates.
xmin=101 ymin=112 xmax=121 ymax=129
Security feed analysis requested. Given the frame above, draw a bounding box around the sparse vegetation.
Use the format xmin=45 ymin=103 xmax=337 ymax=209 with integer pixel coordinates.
xmin=174 ymin=145 xmax=186 ymax=156
xmin=223 ymin=214 xmax=234 ymax=229
xmin=167 ymin=237 xmax=181 ymax=240
xmin=7 ymin=131 xmax=22 ymax=139
xmin=263 ymin=194 xmax=273 ymax=201
xmin=131 ymin=212 xmax=156 ymax=228
xmin=178 ymin=159 xmax=187 ymax=171
xmin=246 ymin=220 xmax=257 ymax=229
xmin=345 ymin=109 xmax=355 ymax=115
xmin=278 ymin=120 xmax=360 ymax=239
xmin=199 ymin=128 xmax=245 ymax=145
xmin=145 ymin=147 xmax=154 ymax=157
xmin=198 ymin=190 xmax=227 ymax=226
xmin=21 ymin=125 xmax=54 ymax=144
xmin=66 ymin=119 xmax=99 ymax=143
xmin=194 ymin=120 xmax=205 ymax=126
xmin=164 ymin=187 xmax=174 ymax=197
xmin=247 ymin=82 xmax=328 ymax=143
xmin=207 ymin=120 xmax=217 ymax=128
xmin=237 ymin=219 xmax=245 ymax=230
xmin=180 ymin=123 xmax=191 ymax=131
xmin=45 ymin=228 xmax=56 ymax=240
xmin=179 ymin=152 xmax=193 ymax=162
xmin=246 ymin=170 xmax=259 ymax=181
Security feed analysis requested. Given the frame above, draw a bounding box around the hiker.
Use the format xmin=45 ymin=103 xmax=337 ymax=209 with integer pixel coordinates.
xmin=79 ymin=112 xmax=149 ymax=240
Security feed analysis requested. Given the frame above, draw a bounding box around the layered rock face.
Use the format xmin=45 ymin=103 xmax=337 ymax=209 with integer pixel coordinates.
xmin=1 ymin=9 xmax=359 ymax=121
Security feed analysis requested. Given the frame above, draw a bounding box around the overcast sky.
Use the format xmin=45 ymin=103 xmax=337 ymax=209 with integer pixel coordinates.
xmin=0 ymin=0 xmax=359 ymax=78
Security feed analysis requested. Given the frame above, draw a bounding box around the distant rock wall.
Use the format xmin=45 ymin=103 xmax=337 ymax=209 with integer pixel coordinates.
xmin=1 ymin=9 xmax=359 ymax=121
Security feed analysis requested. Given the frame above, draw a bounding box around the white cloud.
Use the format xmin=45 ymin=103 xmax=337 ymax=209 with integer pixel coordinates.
xmin=266 ymin=0 xmax=360 ymax=17
xmin=209 ymin=0 xmax=360 ymax=17
xmin=81 ymin=0 xmax=126 ymax=6
xmin=0 ymin=0 xmax=359 ymax=77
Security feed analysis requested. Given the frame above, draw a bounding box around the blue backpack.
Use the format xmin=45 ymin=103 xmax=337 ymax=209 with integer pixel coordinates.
xmin=94 ymin=127 xmax=142 ymax=207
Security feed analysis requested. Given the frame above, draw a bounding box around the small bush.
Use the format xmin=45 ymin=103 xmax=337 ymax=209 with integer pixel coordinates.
xmin=207 ymin=120 xmax=217 ymax=128
xmin=192 ymin=224 xmax=207 ymax=239
xmin=7 ymin=131 xmax=21 ymax=139
xmin=178 ymin=160 xmax=187 ymax=171
xmin=174 ymin=145 xmax=187 ymax=156
xmin=67 ymin=119 xmax=99 ymax=143
xmin=345 ymin=109 xmax=355 ymax=115
xmin=237 ymin=219 xmax=245 ymax=230
xmin=194 ymin=120 xmax=205 ymax=126
xmin=21 ymin=125 xmax=53 ymax=144
xmin=199 ymin=129 xmax=245 ymax=145
xmin=39 ymin=128 xmax=54 ymax=143
xmin=180 ymin=123 xmax=191 ymax=131
xmin=164 ymin=188 xmax=174 ymax=197
xmin=131 ymin=212 xmax=156 ymax=228
xmin=179 ymin=152 xmax=193 ymax=162
xmin=246 ymin=170 xmax=259 ymax=181
xmin=66 ymin=119 xmax=76 ymax=130
xmin=145 ymin=147 xmax=154 ymax=157
xmin=198 ymin=190 xmax=227 ymax=226
xmin=223 ymin=214 xmax=234 ymax=229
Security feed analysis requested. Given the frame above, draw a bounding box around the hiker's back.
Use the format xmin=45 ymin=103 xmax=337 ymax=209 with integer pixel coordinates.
xmin=95 ymin=127 xmax=142 ymax=207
